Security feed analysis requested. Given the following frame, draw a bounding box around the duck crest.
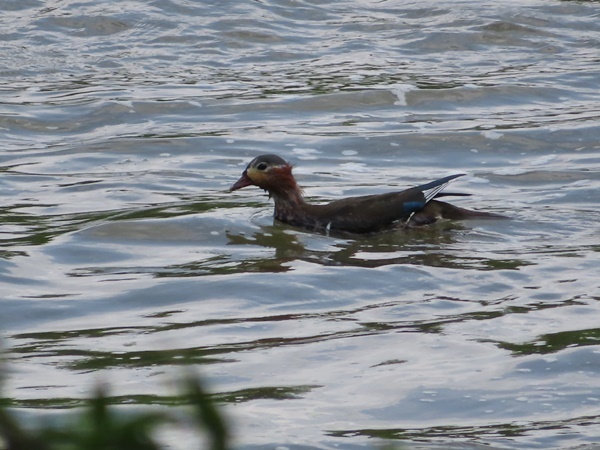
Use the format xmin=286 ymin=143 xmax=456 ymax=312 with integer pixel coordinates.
xmin=267 ymin=165 xmax=300 ymax=198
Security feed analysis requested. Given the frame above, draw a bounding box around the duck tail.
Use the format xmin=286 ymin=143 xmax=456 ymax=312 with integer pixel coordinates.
xmin=428 ymin=200 xmax=508 ymax=220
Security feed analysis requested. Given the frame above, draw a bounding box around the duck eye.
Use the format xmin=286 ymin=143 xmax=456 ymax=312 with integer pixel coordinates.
xmin=256 ymin=162 xmax=268 ymax=171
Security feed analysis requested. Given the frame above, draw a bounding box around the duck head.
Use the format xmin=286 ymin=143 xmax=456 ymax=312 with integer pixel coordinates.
xmin=230 ymin=154 xmax=300 ymax=198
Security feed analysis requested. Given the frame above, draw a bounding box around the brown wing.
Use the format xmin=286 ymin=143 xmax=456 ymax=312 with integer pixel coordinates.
xmin=304 ymin=188 xmax=428 ymax=233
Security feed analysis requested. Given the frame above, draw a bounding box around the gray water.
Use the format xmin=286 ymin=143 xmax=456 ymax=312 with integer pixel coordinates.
xmin=1 ymin=0 xmax=600 ymax=449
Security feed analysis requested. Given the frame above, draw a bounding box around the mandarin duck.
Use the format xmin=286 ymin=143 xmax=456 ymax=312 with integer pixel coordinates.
xmin=230 ymin=154 xmax=501 ymax=234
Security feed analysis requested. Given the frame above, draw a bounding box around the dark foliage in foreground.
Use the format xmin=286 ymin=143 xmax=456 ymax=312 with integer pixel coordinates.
xmin=0 ymin=375 xmax=229 ymax=450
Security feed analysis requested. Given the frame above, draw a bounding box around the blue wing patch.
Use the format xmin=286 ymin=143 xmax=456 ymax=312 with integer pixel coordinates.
xmin=403 ymin=201 xmax=425 ymax=214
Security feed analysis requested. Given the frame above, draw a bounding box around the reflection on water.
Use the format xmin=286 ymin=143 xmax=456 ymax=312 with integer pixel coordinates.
xmin=2 ymin=0 xmax=600 ymax=449
xmin=327 ymin=414 xmax=600 ymax=446
xmin=494 ymin=327 xmax=600 ymax=356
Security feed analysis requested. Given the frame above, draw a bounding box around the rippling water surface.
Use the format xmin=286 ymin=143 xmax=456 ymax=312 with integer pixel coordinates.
xmin=1 ymin=0 xmax=600 ymax=449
